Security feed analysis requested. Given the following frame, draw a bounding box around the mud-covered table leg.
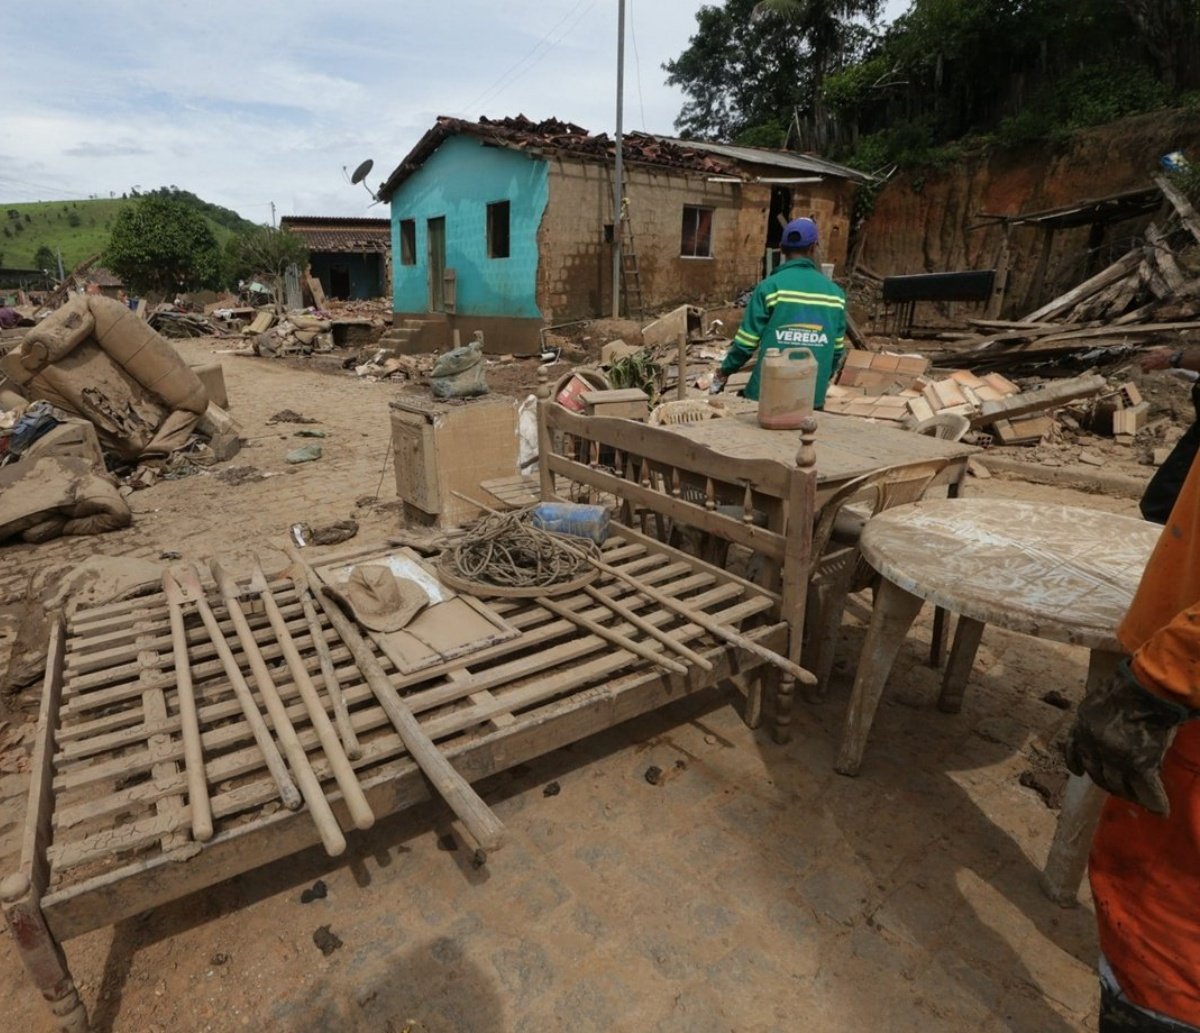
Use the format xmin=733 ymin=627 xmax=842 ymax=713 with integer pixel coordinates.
xmin=835 ymin=577 xmax=924 ymax=775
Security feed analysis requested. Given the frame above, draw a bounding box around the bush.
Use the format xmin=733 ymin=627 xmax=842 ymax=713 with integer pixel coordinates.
xmin=1056 ymin=61 xmax=1170 ymax=129
xmin=67 ymin=211 xmax=82 ymax=227
xmin=843 ymin=120 xmax=965 ymax=174
xmin=735 ymin=119 xmax=789 ymax=149
xmin=993 ymin=108 xmax=1055 ymax=148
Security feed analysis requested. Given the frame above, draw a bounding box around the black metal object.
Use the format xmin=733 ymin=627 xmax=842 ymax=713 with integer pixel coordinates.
xmin=881 ymin=270 xmax=996 ymax=335
xmin=882 ymin=270 xmax=995 ymax=303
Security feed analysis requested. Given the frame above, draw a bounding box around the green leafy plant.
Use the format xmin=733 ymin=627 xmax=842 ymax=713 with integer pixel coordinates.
xmin=105 ymin=195 xmax=221 ymax=296
xmin=607 ymin=351 xmax=663 ymax=402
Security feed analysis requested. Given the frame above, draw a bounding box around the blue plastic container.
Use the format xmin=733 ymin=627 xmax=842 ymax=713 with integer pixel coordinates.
xmin=528 ymin=502 xmax=611 ymax=545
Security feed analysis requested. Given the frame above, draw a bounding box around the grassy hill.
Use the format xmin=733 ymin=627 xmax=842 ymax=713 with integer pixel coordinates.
xmin=0 ymin=195 xmax=258 ymax=271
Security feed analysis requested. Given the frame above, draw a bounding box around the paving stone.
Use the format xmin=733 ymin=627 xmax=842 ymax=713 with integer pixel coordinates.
xmin=688 ymin=900 xmax=737 ymax=937
xmin=870 ymin=876 xmax=961 ymax=949
xmin=573 ymin=840 xmax=626 ymax=874
xmin=652 ymin=992 xmax=736 ymax=1033
xmin=546 ymin=973 xmax=634 ymax=1033
xmin=766 ymin=899 xmax=820 ymax=946
xmin=571 ymin=903 xmax=608 ymax=941
xmin=512 ymin=871 xmax=571 ymax=920
xmin=489 ymin=940 xmax=556 ymax=1002
xmin=801 ymin=866 xmax=875 ymax=926
xmin=634 ymin=932 xmax=696 ymax=980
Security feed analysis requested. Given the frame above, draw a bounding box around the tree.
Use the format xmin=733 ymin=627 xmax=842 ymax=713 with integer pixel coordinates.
xmin=665 ymin=0 xmax=880 ymax=144
xmin=34 ymin=245 xmax=56 ymax=272
xmin=752 ymin=0 xmax=882 ymax=107
xmin=665 ymin=0 xmax=812 ymax=141
xmin=105 ymin=195 xmax=221 ymax=296
xmin=1120 ymin=0 xmax=1200 ymax=89
xmin=225 ymin=227 xmax=309 ymax=311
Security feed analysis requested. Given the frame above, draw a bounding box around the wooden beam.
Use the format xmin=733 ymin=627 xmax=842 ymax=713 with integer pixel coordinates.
xmin=1146 ymin=223 xmax=1187 ymax=294
xmin=1023 ymin=250 xmax=1141 ymax=323
xmin=973 ymin=374 xmax=1106 ymax=427
xmin=1155 ymin=174 xmax=1200 ymax=246
xmin=20 ymin=617 xmax=66 ymax=895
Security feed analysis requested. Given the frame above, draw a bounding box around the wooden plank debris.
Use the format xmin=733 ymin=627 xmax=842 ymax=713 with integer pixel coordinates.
xmin=973 ymin=374 xmax=1105 ymax=427
xmin=1155 ymin=174 xmax=1200 ymax=246
xmin=1024 ymin=251 xmax=1142 ymax=323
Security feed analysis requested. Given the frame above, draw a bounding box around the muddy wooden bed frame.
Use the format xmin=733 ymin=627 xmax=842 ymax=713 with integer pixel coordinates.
xmin=4 ymin=394 xmax=818 ymax=1032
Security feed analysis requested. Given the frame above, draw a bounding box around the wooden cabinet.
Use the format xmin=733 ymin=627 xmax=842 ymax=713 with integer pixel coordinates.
xmin=390 ymin=395 xmax=519 ymax=526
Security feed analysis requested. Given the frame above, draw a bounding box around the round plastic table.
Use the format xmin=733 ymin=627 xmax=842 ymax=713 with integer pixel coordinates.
xmin=834 ymin=497 xmax=1160 ymax=905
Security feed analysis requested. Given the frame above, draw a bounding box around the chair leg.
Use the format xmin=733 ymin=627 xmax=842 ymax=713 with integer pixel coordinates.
xmin=936 ymin=616 xmax=985 ymax=713
xmin=1 ymin=874 xmax=89 ymax=1033
xmin=834 ymin=577 xmax=924 ymax=776
xmin=804 ymin=569 xmax=854 ymax=703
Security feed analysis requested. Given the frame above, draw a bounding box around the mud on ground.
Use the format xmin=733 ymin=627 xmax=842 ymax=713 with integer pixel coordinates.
xmin=0 ymin=339 xmax=1134 ymax=1032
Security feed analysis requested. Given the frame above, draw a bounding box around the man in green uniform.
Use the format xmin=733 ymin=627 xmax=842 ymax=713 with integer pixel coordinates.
xmin=709 ymin=217 xmax=846 ymax=406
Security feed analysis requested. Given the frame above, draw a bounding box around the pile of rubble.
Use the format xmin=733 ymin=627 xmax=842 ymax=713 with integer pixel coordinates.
xmin=945 ymin=174 xmax=1200 ymax=374
xmin=220 ymin=301 xmax=388 ymax=358
xmin=825 ymin=350 xmax=1114 ymax=445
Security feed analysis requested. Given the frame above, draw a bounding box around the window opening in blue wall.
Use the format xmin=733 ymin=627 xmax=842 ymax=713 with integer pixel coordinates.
xmin=400 ymin=220 xmax=416 ymax=265
xmin=681 ymin=206 xmax=714 ymax=258
xmin=487 ymin=201 xmax=511 ymax=259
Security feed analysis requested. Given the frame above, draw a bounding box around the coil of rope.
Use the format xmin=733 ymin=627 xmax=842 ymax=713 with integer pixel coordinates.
xmin=436 ymin=508 xmax=600 ymax=598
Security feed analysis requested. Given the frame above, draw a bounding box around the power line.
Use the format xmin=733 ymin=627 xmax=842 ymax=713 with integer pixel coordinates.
xmin=454 ymin=0 xmax=591 ymax=116
xmin=629 ymin=0 xmax=648 ymax=131
xmin=0 ymin=175 xmax=96 ymax=201
xmin=462 ymin=0 xmax=600 ymax=116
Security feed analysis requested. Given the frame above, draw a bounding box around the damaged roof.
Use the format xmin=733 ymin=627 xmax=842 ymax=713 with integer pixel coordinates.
xmin=377 ymin=115 xmax=868 ymax=200
xmin=280 ymin=216 xmax=391 ymax=253
xmin=657 ymin=138 xmax=871 ymax=184
xmin=85 ymin=266 xmax=124 ymax=288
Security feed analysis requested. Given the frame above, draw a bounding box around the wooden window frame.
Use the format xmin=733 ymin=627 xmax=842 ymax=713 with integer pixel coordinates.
xmin=487 ymin=200 xmax=511 ymax=259
xmin=681 ymin=205 xmax=714 ymax=259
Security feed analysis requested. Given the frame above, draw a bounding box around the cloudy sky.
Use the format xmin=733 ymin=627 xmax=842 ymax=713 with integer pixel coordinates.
xmin=1 ymin=0 xmax=908 ymax=224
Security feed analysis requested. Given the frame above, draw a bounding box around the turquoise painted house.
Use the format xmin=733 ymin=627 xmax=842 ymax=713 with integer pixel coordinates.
xmin=377 ymin=116 xmax=866 ymax=354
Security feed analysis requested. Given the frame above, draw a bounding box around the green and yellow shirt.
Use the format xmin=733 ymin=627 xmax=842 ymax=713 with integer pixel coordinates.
xmin=720 ymin=257 xmax=847 ymax=404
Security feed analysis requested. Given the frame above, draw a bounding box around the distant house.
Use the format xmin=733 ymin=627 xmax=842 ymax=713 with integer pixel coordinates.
xmin=0 ymin=267 xmax=53 ymax=292
xmin=377 ymin=115 xmax=869 ymax=353
xmin=279 ymin=216 xmax=390 ymax=300
xmin=85 ymin=266 xmax=125 ymax=299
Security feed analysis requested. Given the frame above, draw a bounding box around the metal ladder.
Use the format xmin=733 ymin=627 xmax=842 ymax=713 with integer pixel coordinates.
xmin=618 ymin=199 xmax=645 ymax=319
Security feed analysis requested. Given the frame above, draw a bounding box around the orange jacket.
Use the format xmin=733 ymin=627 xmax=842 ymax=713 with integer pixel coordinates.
xmin=1090 ymin=455 xmax=1200 ymax=1025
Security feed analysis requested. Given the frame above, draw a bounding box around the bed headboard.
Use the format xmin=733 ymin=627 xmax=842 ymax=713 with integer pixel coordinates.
xmin=535 ymin=374 xmax=818 ymax=670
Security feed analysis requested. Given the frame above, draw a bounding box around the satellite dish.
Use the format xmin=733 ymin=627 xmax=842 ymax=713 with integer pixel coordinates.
xmin=350 ymin=158 xmax=374 ymax=185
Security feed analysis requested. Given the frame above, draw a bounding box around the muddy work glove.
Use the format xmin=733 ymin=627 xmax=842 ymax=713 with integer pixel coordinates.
xmin=1065 ymin=660 xmax=1195 ymax=816
xmin=709 ymin=370 xmax=729 ymax=395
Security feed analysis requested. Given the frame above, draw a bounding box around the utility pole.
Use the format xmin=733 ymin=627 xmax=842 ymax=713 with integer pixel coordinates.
xmin=611 ymin=0 xmax=625 ymax=319
xmin=270 ymin=201 xmax=277 ymax=228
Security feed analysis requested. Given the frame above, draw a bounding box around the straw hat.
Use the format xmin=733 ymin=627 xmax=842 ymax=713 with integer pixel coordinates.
xmin=331 ymin=564 xmax=428 ymax=632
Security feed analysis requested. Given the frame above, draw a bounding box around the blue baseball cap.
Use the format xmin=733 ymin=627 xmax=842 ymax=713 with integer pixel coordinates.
xmin=781 ymin=217 xmax=818 ymax=249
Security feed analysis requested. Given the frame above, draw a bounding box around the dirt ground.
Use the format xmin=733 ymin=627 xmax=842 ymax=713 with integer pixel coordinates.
xmin=0 ymin=340 xmax=1154 ymax=1032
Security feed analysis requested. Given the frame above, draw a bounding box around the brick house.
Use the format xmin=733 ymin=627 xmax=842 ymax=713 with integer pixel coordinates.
xmin=377 ymin=116 xmax=868 ymax=354
xmin=279 ymin=216 xmax=391 ymax=300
